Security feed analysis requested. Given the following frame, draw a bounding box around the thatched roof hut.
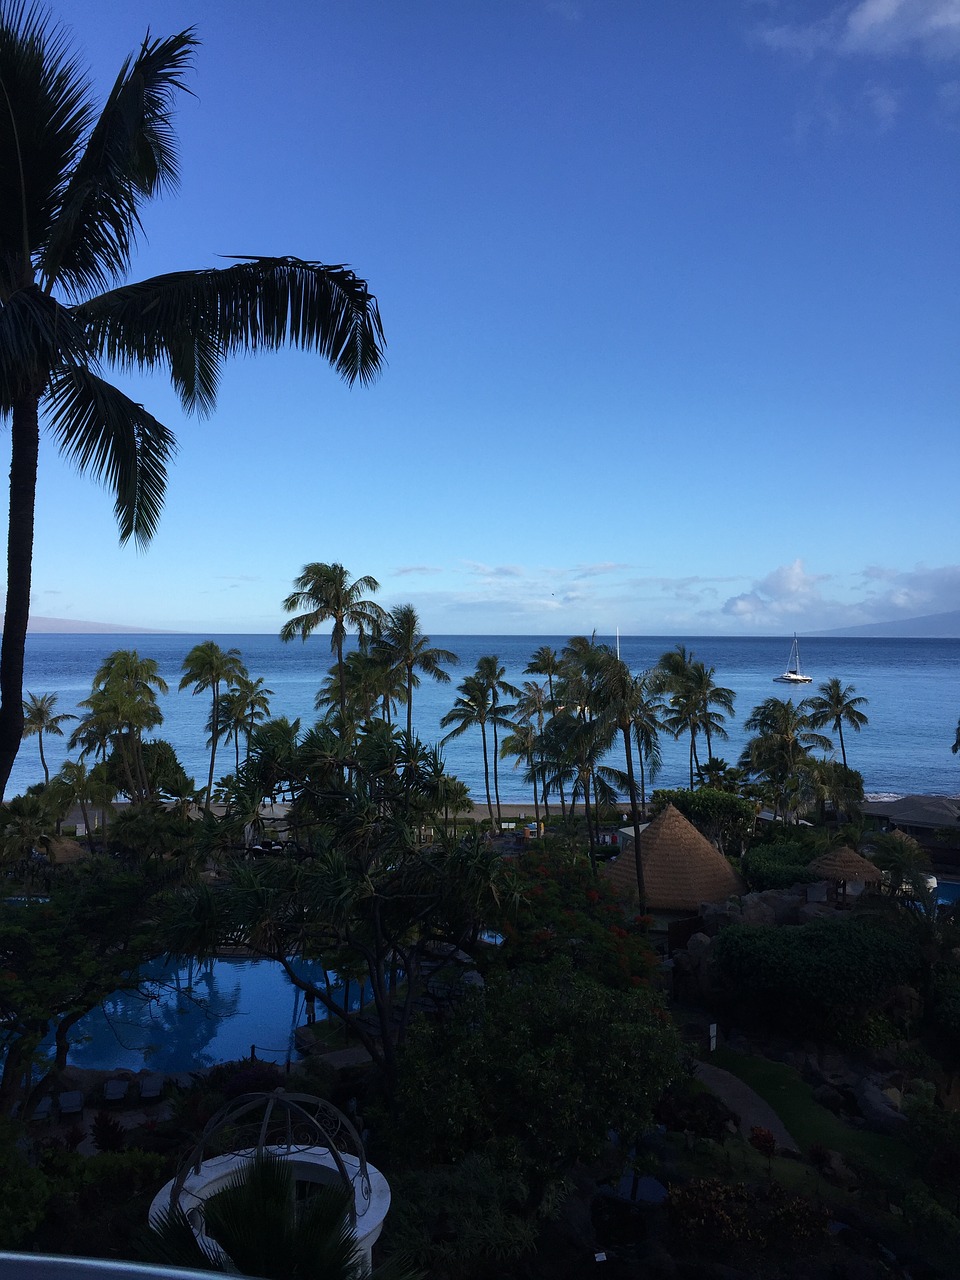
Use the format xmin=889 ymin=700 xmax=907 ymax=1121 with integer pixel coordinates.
xmin=602 ymin=803 xmax=745 ymax=911
xmin=807 ymin=847 xmax=881 ymax=883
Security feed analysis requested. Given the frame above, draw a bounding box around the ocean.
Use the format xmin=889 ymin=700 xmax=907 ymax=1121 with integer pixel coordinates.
xmin=11 ymin=633 xmax=960 ymax=803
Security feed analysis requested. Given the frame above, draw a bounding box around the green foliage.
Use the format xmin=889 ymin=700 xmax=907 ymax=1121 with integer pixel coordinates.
xmin=667 ymin=1178 xmax=829 ymax=1253
xmin=0 ymin=1123 xmax=49 ymax=1246
xmin=386 ymin=1152 xmax=538 ymax=1279
xmin=493 ymin=851 xmax=656 ymax=989
xmin=385 ymin=958 xmax=681 ymax=1194
xmin=711 ymin=915 xmax=922 ymax=1037
xmin=654 ymin=1076 xmax=739 ymax=1142
xmin=650 ymin=787 xmax=755 ymax=854
xmin=740 ymin=838 xmax=817 ymax=891
xmin=91 ymin=1110 xmax=126 ymax=1153
xmin=931 ymin=970 xmax=960 ymax=1060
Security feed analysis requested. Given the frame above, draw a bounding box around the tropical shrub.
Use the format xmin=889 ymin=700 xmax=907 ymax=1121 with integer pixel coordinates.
xmin=711 ymin=916 xmax=922 ymax=1037
xmin=492 ymin=851 xmax=656 ymax=989
xmin=667 ymin=1178 xmax=828 ymax=1253
xmin=654 ymin=1077 xmax=739 ymax=1143
xmin=650 ymin=788 xmax=756 ymax=855
xmin=386 ymin=1152 xmax=538 ymax=1279
xmin=0 ymin=1123 xmax=49 ymax=1246
xmin=740 ymin=838 xmax=817 ymax=891
xmin=384 ymin=958 xmax=682 ymax=1196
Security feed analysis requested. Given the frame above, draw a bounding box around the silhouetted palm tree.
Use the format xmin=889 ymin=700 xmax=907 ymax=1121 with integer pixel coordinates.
xmin=281 ymin=564 xmax=386 ymax=720
xmin=0 ymin=12 xmax=384 ymax=797
xmin=807 ymin=677 xmax=869 ymax=769
xmin=21 ymin=692 xmax=75 ymax=784
xmin=374 ymin=604 xmax=457 ymax=740
xmin=180 ymin=642 xmax=247 ymax=812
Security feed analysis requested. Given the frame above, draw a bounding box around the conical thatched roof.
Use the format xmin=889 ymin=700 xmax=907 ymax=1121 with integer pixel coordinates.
xmin=601 ymin=804 xmax=745 ymax=910
xmin=807 ymin=847 xmax=881 ymax=882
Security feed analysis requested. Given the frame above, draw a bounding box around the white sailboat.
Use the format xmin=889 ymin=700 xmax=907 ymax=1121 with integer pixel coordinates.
xmin=773 ymin=633 xmax=812 ymax=684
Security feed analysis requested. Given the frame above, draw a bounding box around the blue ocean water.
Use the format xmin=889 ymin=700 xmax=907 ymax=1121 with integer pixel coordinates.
xmin=13 ymin=633 xmax=960 ymax=801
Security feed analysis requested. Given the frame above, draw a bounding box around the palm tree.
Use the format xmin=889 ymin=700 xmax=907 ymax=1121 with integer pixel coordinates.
xmin=525 ymin=646 xmax=567 ymax=814
xmin=740 ymin=696 xmax=832 ymax=821
xmin=475 ymin=655 xmax=519 ymax=831
xmin=441 ymin=675 xmax=494 ymax=827
xmin=595 ymin=653 xmax=648 ymax=907
xmin=78 ymin=650 xmax=168 ymax=801
xmin=220 ymin=674 xmax=273 ymax=772
xmin=653 ymin=647 xmax=734 ymax=788
xmin=21 ymin=691 xmax=75 ymax=784
xmin=0 ymin=13 xmax=385 ymax=799
xmin=281 ymin=564 xmax=387 ymax=720
xmin=180 ymin=642 xmax=247 ymax=812
xmin=807 ymin=677 xmax=869 ymax=769
xmin=630 ymin=672 xmax=663 ymax=810
xmin=374 ymin=603 xmax=457 ymax=741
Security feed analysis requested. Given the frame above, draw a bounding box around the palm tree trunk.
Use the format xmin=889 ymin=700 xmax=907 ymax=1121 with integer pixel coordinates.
xmin=621 ymin=725 xmax=646 ymax=909
xmin=0 ymin=399 xmax=40 ymax=800
xmin=38 ymin=731 xmax=49 ymax=785
xmin=206 ymin=684 xmax=219 ymax=815
xmin=491 ymin=699 xmax=502 ymax=831
xmin=582 ymin=769 xmax=597 ymax=875
xmin=480 ymin=723 xmax=494 ymax=828
xmin=406 ymin=666 xmax=414 ymax=741
xmin=838 ymin=721 xmax=848 ymax=769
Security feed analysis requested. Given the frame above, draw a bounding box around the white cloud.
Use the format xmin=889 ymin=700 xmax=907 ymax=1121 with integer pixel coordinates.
xmin=760 ymin=0 xmax=960 ymax=60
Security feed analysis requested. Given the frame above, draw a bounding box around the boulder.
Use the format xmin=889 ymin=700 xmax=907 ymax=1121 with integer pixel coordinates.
xmin=854 ymin=1079 xmax=909 ymax=1134
xmin=699 ymin=902 xmax=742 ymax=936
xmin=798 ymin=901 xmax=835 ymax=923
xmin=739 ymin=893 xmax=775 ymax=926
xmin=758 ymin=889 xmax=803 ymax=924
xmin=881 ymin=1086 xmax=903 ymax=1111
xmin=822 ymin=1148 xmax=859 ymax=1190
xmin=812 ymin=1083 xmax=845 ymax=1113
xmin=685 ymin=932 xmax=712 ymax=963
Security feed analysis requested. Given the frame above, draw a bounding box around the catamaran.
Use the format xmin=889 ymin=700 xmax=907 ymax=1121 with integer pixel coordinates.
xmin=774 ymin=633 xmax=812 ymax=684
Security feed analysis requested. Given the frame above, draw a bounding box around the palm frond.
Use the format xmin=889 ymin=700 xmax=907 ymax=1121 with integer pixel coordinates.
xmin=79 ymin=257 xmax=385 ymax=407
xmin=40 ymin=27 xmax=198 ymax=295
xmin=0 ymin=1 xmax=94 ymax=266
xmin=0 ymin=286 xmax=89 ymax=407
xmin=45 ymin=363 xmax=175 ymax=545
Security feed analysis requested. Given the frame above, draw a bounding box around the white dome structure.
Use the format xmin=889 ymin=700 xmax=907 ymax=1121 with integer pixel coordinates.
xmin=149 ymin=1089 xmax=391 ymax=1270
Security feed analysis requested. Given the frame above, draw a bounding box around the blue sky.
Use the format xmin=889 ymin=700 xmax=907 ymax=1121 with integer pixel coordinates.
xmin=21 ymin=0 xmax=960 ymax=635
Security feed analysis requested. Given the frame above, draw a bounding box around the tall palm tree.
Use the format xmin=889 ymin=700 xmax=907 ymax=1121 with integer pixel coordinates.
xmin=78 ymin=650 xmax=167 ymax=801
xmin=180 ymin=642 xmax=247 ymax=812
xmin=630 ymin=671 xmax=662 ymax=810
xmin=475 ymin=655 xmax=519 ymax=831
xmin=374 ymin=603 xmax=457 ymax=741
xmin=0 ymin=12 xmax=385 ymax=798
xmin=806 ymin=677 xmax=869 ymax=769
xmin=525 ymin=645 xmax=566 ymax=814
xmin=220 ymin=673 xmax=273 ymax=772
xmin=281 ymin=564 xmax=387 ymax=720
xmin=595 ymin=653 xmax=648 ymax=907
xmin=21 ymin=691 xmax=74 ymax=784
xmin=441 ymin=675 xmax=494 ymax=828
xmin=740 ymin=696 xmax=832 ymax=822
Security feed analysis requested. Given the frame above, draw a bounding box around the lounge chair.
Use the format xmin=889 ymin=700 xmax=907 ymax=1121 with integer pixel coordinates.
xmin=57 ymin=1090 xmax=84 ymax=1118
xmin=103 ymin=1077 xmax=129 ymax=1105
xmin=138 ymin=1074 xmax=163 ymax=1102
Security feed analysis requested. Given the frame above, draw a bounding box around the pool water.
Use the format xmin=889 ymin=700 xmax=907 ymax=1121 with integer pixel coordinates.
xmin=62 ymin=957 xmax=364 ymax=1073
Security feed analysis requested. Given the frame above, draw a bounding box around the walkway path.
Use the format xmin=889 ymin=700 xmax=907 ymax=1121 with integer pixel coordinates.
xmin=694 ymin=1060 xmax=799 ymax=1154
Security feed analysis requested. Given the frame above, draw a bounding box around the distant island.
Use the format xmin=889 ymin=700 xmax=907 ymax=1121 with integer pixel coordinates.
xmin=25 ymin=616 xmax=171 ymax=635
xmin=807 ymin=610 xmax=960 ymax=639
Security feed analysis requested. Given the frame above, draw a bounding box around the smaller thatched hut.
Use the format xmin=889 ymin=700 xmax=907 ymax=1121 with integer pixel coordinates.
xmin=807 ymin=847 xmax=881 ymax=905
xmin=602 ymin=803 xmax=745 ymax=911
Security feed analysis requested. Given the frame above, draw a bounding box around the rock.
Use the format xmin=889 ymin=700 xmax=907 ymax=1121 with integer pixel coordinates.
xmin=635 ymin=1242 xmax=677 ymax=1277
xmin=854 ymin=1080 xmax=909 ymax=1134
xmin=739 ymin=893 xmax=776 ymax=925
xmin=822 ymin=1148 xmax=859 ymax=1189
xmin=798 ymin=902 xmax=835 ymax=923
xmin=812 ymin=1083 xmax=845 ymax=1112
xmin=881 ymin=1086 xmax=903 ymax=1110
xmin=685 ymin=932 xmax=712 ymax=961
xmin=699 ymin=902 xmax=741 ymax=936
xmin=758 ymin=888 xmax=803 ymax=923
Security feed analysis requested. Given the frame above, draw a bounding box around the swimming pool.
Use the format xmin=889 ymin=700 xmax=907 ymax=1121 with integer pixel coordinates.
xmin=63 ymin=956 xmax=363 ymax=1073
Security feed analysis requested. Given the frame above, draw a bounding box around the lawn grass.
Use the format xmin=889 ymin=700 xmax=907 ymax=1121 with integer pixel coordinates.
xmin=710 ymin=1047 xmax=915 ymax=1185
